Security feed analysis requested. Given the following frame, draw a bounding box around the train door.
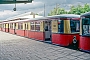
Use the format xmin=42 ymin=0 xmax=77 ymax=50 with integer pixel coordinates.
xmin=8 ymin=23 xmax=9 ymax=32
xmin=24 ymin=23 xmax=26 ymax=37
xmin=14 ymin=23 xmax=16 ymax=34
xmin=44 ymin=21 xmax=52 ymax=43
xmin=24 ymin=23 xmax=28 ymax=37
xmin=5 ymin=24 xmax=6 ymax=32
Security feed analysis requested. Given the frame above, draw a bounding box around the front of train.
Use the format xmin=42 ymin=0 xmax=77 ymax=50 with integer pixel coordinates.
xmin=80 ymin=12 xmax=90 ymax=53
xmin=48 ymin=14 xmax=80 ymax=48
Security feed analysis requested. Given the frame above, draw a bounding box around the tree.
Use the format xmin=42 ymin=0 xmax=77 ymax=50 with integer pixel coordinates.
xmin=48 ymin=3 xmax=90 ymax=16
xmin=68 ymin=4 xmax=90 ymax=15
xmin=48 ymin=7 xmax=66 ymax=16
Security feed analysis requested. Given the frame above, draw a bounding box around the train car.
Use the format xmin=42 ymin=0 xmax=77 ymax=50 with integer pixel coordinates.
xmin=9 ymin=17 xmax=47 ymax=41
xmin=27 ymin=17 xmax=48 ymax=41
xmin=7 ymin=18 xmax=47 ymax=41
xmin=80 ymin=12 xmax=90 ymax=52
xmin=45 ymin=14 xmax=80 ymax=47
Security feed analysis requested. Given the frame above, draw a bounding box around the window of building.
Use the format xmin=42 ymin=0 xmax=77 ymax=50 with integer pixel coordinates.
xmin=82 ymin=18 xmax=90 ymax=36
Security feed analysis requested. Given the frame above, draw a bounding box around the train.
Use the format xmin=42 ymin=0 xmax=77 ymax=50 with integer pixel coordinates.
xmin=80 ymin=12 xmax=90 ymax=53
xmin=0 ymin=13 xmax=90 ymax=53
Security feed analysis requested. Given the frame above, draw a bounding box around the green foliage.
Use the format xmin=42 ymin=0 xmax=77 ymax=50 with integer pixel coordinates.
xmin=48 ymin=7 xmax=67 ymax=16
xmin=48 ymin=3 xmax=90 ymax=16
xmin=69 ymin=4 xmax=90 ymax=15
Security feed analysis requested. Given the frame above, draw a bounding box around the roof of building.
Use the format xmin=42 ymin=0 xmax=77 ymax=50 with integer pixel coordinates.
xmin=2 ymin=12 xmax=43 ymax=21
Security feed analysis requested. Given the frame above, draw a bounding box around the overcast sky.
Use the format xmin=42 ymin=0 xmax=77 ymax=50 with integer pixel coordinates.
xmin=0 ymin=0 xmax=90 ymax=20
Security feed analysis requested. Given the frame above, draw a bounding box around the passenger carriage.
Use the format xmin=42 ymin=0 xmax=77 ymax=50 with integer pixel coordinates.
xmin=45 ymin=14 xmax=80 ymax=47
xmin=80 ymin=12 xmax=90 ymax=52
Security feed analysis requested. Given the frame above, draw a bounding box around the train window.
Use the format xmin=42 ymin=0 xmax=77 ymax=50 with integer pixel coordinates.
xmin=27 ymin=23 xmax=28 ymax=29
xmin=31 ymin=25 xmax=34 ymax=30
xmin=25 ymin=23 xmax=28 ymax=30
xmin=21 ymin=23 xmax=23 ymax=29
xmin=35 ymin=22 xmax=40 ymax=31
xmin=70 ymin=20 xmax=80 ymax=33
xmin=18 ymin=23 xmax=23 ymax=30
xmin=76 ymin=22 xmax=80 ymax=31
xmin=10 ymin=23 xmax=13 ymax=29
xmin=25 ymin=23 xmax=26 ymax=30
xmin=18 ymin=23 xmax=20 ymax=29
xmin=82 ymin=18 xmax=90 ymax=36
xmin=30 ymin=22 xmax=35 ymax=31
xmin=58 ymin=20 xmax=64 ymax=33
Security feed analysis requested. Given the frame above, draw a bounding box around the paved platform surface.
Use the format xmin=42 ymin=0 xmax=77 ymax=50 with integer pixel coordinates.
xmin=0 ymin=31 xmax=90 ymax=60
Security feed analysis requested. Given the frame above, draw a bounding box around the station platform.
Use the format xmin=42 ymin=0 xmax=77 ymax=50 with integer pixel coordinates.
xmin=0 ymin=31 xmax=90 ymax=60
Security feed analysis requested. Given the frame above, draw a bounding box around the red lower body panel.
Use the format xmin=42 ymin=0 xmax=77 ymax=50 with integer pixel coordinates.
xmin=24 ymin=30 xmax=29 ymax=37
xmin=15 ymin=29 xmax=25 ymax=37
xmin=9 ymin=29 xmax=14 ymax=34
xmin=2 ymin=28 xmax=5 ymax=32
xmin=52 ymin=33 xmax=80 ymax=46
xmin=0 ymin=28 xmax=2 ymax=31
xmin=28 ymin=31 xmax=45 ymax=41
xmin=6 ymin=28 xmax=9 ymax=32
xmin=79 ymin=36 xmax=90 ymax=52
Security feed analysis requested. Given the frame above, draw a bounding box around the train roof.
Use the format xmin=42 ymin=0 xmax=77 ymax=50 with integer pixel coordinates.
xmin=2 ymin=14 xmax=80 ymax=23
xmin=81 ymin=12 xmax=90 ymax=17
xmin=46 ymin=14 xmax=80 ymax=18
xmin=3 ymin=17 xmax=49 ymax=23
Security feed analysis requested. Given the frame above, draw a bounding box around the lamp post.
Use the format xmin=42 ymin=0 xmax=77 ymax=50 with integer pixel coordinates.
xmin=13 ymin=0 xmax=16 ymax=11
xmin=44 ymin=3 xmax=45 ymax=17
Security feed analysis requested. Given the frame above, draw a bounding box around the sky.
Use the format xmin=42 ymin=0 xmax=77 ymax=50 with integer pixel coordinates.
xmin=0 ymin=0 xmax=90 ymax=20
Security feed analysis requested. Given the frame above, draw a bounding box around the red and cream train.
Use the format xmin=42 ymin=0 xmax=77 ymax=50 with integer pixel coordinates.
xmin=0 ymin=13 xmax=90 ymax=53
